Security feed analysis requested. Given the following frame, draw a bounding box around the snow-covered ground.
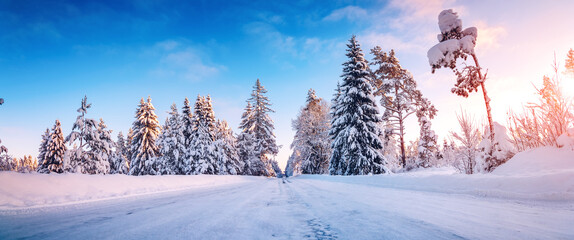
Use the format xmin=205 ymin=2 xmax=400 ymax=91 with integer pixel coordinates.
xmin=1 ymin=146 xmax=573 ymax=239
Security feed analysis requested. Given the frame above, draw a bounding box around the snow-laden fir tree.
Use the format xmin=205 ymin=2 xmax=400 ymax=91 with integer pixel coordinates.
xmin=156 ymin=103 xmax=186 ymax=175
xmin=371 ymin=47 xmax=437 ymax=168
xmin=329 ymin=36 xmax=387 ymax=175
xmin=238 ymin=79 xmax=280 ymax=177
xmin=78 ymin=118 xmax=113 ymax=174
xmin=36 ymin=128 xmax=51 ymax=172
xmin=237 ymin=128 xmax=261 ymax=175
xmin=284 ymin=153 xmax=297 ymax=177
xmin=328 ymin=82 xmax=345 ymax=175
xmin=0 ymin=139 xmax=11 ymax=171
xmin=65 ymin=96 xmax=99 ymax=173
xmin=213 ymin=120 xmax=242 ymax=175
xmin=427 ymin=9 xmax=494 ymax=146
xmin=129 ymin=97 xmax=161 ymax=176
xmin=417 ymin=116 xmax=438 ymax=168
xmin=415 ymin=98 xmax=439 ymax=168
xmin=109 ymin=131 xmax=129 ymax=174
xmin=40 ymin=120 xmax=67 ymax=173
xmin=290 ymin=89 xmax=331 ymax=174
xmin=180 ymin=97 xmax=194 ymax=174
xmin=379 ymin=122 xmax=401 ymax=172
xmin=190 ymin=95 xmax=218 ymax=174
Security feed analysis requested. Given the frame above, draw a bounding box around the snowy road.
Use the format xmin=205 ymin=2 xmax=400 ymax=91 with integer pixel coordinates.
xmin=1 ymin=176 xmax=573 ymax=239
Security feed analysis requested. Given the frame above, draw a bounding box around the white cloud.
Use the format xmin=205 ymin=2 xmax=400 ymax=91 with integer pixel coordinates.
xmin=472 ymin=21 xmax=507 ymax=52
xmin=323 ymin=6 xmax=368 ymax=22
xmin=150 ymin=40 xmax=224 ymax=82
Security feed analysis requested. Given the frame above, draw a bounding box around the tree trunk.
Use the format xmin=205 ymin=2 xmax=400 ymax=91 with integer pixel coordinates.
xmin=472 ymin=54 xmax=494 ymax=146
xmin=399 ymin=119 xmax=406 ymax=168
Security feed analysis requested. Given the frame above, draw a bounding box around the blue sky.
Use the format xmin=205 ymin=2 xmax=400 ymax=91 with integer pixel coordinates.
xmin=1 ymin=0 xmax=574 ymax=169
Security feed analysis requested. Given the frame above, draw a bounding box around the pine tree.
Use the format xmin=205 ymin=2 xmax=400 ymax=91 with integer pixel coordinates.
xmin=110 ymin=131 xmax=129 ymax=174
xmin=156 ymin=103 xmax=185 ymax=175
xmin=66 ymin=96 xmax=98 ymax=173
xmin=37 ymin=128 xmax=51 ymax=172
xmin=371 ymin=47 xmax=437 ymax=168
xmin=190 ymin=95 xmax=217 ymax=174
xmin=40 ymin=120 xmax=66 ymax=173
xmin=0 ymin=139 xmax=11 ymax=171
xmin=329 ymin=36 xmax=387 ymax=175
xmin=290 ymin=89 xmax=331 ymax=174
xmin=237 ymin=131 xmax=259 ymax=175
xmin=84 ymin=118 xmax=112 ymax=174
xmin=180 ymin=97 xmax=194 ymax=174
xmin=129 ymin=97 xmax=161 ymax=176
xmin=417 ymin=116 xmax=438 ymax=168
xmin=427 ymin=9 xmax=494 ymax=147
xmin=328 ymin=82 xmax=345 ymax=175
xmin=239 ymin=80 xmax=279 ymax=177
xmin=379 ymin=122 xmax=401 ymax=171
xmin=213 ymin=120 xmax=242 ymax=175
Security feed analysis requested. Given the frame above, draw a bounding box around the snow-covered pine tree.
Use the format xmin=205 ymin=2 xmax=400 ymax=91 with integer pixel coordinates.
xmin=41 ymin=120 xmax=67 ymax=173
xmin=284 ymin=152 xmax=297 ymax=177
xmin=237 ymin=131 xmax=260 ymax=175
xmin=110 ymin=131 xmax=129 ymax=174
xmin=213 ymin=120 xmax=242 ymax=175
xmin=239 ymin=80 xmax=279 ymax=177
xmin=129 ymin=97 xmax=161 ymax=176
xmin=417 ymin=116 xmax=438 ymax=168
xmin=83 ymin=118 xmax=112 ymax=174
xmin=156 ymin=103 xmax=185 ymax=175
xmin=328 ymin=82 xmax=345 ymax=175
xmin=371 ymin=47 xmax=437 ymax=168
xmin=415 ymin=98 xmax=439 ymax=168
xmin=329 ymin=36 xmax=387 ymax=175
xmin=180 ymin=97 xmax=194 ymax=175
xmin=65 ymin=96 xmax=98 ymax=173
xmin=379 ymin=122 xmax=401 ymax=172
xmin=190 ymin=95 xmax=218 ymax=174
xmin=0 ymin=139 xmax=11 ymax=171
xmin=427 ymin=9 xmax=494 ymax=146
xmin=36 ymin=128 xmax=51 ymax=172
xmin=290 ymin=89 xmax=331 ymax=174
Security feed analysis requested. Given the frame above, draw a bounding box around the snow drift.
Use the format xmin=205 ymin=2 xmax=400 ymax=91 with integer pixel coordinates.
xmin=1 ymin=146 xmax=573 ymax=211
xmin=0 ymin=173 xmax=257 ymax=210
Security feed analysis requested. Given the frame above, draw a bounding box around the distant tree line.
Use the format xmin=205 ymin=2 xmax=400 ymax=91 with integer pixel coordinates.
xmin=22 ymin=79 xmax=281 ymax=176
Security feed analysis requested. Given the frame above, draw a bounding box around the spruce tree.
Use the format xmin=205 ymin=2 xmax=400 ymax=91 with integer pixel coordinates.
xmin=238 ymin=79 xmax=279 ymax=176
xmin=328 ymin=82 xmax=345 ymax=175
xmin=84 ymin=118 xmax=112 ymax=174
xmin=110 ymin=131 xmax=129 ymax=174
xmin=66 ymin=96 xmax=98 ymax=173
xmin=180 ymin=97 xmax=194 ymax=174
xmin=214 ymin=120 xmax=242 ymax=175
xmin=157 ymin=103 xmax=185 ymax=175
xmin=129 ymin=97 xmax=161 ymax=176
xmin=190 ymin=95 xmax=217 ymax=174
xmin=329 ymin=36 xmax=387 ymax=175
xmin=41 ymin=120 xmax=66 ymax=173
xmin=37 ymin=128 xmax=51 ymax=172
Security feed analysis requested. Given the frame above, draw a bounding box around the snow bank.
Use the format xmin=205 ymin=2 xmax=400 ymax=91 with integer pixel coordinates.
xmin=0 ymin=173 xmax=257 ymax=210
xmin=298 ymin=146 xmax=574 ymax=201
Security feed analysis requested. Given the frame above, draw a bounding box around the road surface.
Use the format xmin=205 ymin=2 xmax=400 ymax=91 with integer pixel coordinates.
xmin=1 ymin=176 xmax=572 ymax=239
